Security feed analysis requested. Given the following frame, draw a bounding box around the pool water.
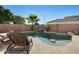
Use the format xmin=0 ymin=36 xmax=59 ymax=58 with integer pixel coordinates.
xmin=26 ymin=32 xmax=72 ymax=46
xmin=31 ymin=36 xmax=71 ymax=46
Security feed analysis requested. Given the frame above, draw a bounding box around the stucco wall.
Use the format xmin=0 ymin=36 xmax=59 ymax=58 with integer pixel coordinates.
xmin=0 ymin=24 xmax=79 ymax=33
xmin=48 ymin=24 xmax=79 ymax=32
xmin=0 ymin=24 xmax=31 ymax=33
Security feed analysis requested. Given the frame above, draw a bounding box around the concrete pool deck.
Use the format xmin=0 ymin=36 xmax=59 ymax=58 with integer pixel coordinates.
xmin=30 ymin=35 xmax=79 ymax=54
xmin=0 ymin=35 xmax=79 ymax=54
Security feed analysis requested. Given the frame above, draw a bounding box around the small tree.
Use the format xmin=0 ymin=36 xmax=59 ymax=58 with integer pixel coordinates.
xmin=0 ymin=6 xmax=14 ymax=23
xmin=44 ymin=25 xmax=50 ymax=31
xmin=26 ymin=14 xmax=40 ymax=31
xmin=13 ymin=15 xmax=25 ymax=24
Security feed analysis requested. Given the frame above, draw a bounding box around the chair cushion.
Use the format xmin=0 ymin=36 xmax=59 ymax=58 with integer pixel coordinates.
xmin=7 ymin=46 xmax=25 ymax=53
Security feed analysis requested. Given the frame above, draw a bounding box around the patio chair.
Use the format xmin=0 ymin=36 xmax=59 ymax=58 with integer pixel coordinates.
xmin=4 ymin=32 xmax=33 ymax=54
xmin=0 ymin=35 xmax=4 ymax=44
xmin=0 ymin=34 xmax=10 ymax=44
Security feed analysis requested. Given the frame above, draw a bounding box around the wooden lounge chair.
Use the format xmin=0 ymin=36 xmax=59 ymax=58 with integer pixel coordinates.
xmin=4 ymin=32 xmax=33 ymax=54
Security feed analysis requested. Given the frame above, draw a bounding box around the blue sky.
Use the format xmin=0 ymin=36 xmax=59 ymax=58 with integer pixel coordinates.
xmin=3 ymin=5 xmax=79 ymax=24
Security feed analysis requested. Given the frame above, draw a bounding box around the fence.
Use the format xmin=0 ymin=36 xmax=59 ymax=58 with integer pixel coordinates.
xmin=0 ymin=24 xmax=79 ymax=33
xmin=0 ymin=24 xmax=31 ymax=33
xmin=48 ymin=23 xmax=79 ymax=33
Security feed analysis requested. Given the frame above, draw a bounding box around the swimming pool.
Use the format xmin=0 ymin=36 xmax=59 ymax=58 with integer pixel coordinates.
xmin=26 ymin=32 xmax=72 ymax=46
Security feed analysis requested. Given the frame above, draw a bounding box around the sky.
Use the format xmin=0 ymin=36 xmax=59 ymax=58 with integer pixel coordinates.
xmin=3 ymin=5 xmax=79 ymax=24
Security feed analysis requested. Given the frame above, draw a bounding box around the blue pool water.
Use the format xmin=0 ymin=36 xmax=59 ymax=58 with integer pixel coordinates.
xmin=31 ymin=36 xmax=71 ymax=46
xmin=26 ymin=32 xmax=72 ymax=46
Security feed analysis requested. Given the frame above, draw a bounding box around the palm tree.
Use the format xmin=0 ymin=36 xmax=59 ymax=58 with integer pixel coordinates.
xmin=26 ymin=14 xmax=40 ymax=31
xmin=34 ymin=23 xmax=39 ymax=31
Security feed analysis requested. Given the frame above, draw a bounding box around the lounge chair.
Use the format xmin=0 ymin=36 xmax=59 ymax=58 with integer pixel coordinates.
xmin=4 ymin=32 xmax=33 ymax=54
xmin=0 ymin=34 xmax=10 ymax=44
